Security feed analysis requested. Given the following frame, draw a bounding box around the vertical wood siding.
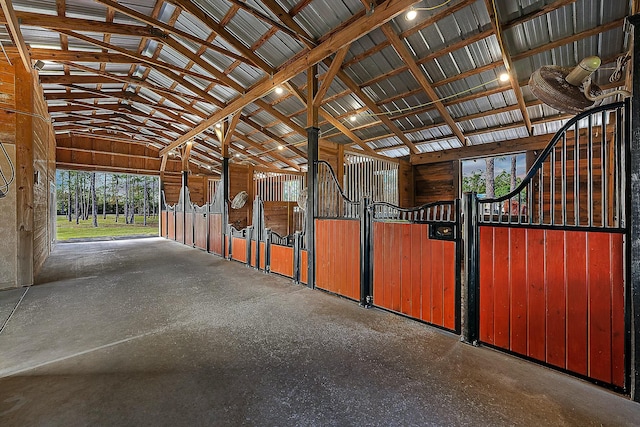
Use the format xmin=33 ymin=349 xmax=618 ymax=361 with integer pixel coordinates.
xmin=315 ymin=219 xmax=360 ymax=300
xmin=372 ymin=222 xmax=456 ymax=331
xmin=478 ymin=226 xmax=625 ymax=387
xmin=167 ymin=211 xmax=175 ymax=240
xmin=175 ymin=212 xmax=184 ymax=244
xmin=194 ymin=214 xmax=207 ymax=250
xmin=208 ymin=214 xmax=223 ymax=255
xmin=231 ymin=237 xmax=247 ymax=263
xmin=270 ymin=244 xmax=294 ymax=278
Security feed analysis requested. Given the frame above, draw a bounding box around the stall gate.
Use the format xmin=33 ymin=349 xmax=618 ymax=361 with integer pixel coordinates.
xmin=473 ymin=101 xmax=629 ymax=389
xmin=315 ymin=161 xmax=361 ymax=301
xmin=368 ymin=200 xmax=460 ymax=332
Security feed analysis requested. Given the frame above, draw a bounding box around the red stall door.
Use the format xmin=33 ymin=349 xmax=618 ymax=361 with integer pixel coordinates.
xmin=479 ymin=226 xmax=625 ymax=388
xmin=315 ymin=219 xmax=360 ymax=301
xmin=372 ymin=222 xmax=457 ymax=331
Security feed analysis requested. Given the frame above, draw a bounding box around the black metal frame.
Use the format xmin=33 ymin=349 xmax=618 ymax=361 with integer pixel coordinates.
xmin=366 ymin=198 xmax=462 ymax=334
xmin=470 ymin=101 xmax=631 ymax=392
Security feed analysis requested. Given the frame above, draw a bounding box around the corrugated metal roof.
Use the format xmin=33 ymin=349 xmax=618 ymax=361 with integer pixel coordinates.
xmin=4 ymin=0 xmax=631 ymax=171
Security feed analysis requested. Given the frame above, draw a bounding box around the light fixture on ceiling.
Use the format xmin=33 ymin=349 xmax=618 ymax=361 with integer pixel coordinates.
xmin=499 ymin=73 xmax=510 ymax=82
xmin=274 ymin=86 xmax=284 ymax=95
xmin=215 ymin=123 xmax=222 ymax=129
xmin=278 ymin=145 xmax=284 ymax=150
xmin=405 ymin=1 xmax=453 ymax=21
xmin=33 ymin=60 xmax=45 ymax=71
xmin=349 ymin=115 xmax=358 ymax=122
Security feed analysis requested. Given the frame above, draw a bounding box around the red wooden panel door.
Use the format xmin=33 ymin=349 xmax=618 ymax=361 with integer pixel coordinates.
xmin=232 ymin=237 xmax=246 ymax=263
xmin=175 ymin=212 xmax=184 ymax=244
xmin=185 ymin=213 xmax=194 ymax=246
xmin=208 ymin=214 xmax=223 ymax=255
xmin=372 ymin=222 xmax=457 ymax=331
xmin=300 ymin=250 xmax=308 ymax=285
xmin=315 ymin=219 xmax=360 ymax=300
xmin=270 ymin=245 xmax=294 ymax=278
xmin=167 ymin=212 xmax=175 ymax=240
xmin=161 ymin=212 xmax=168 ymax=237
xmin=194 ymin=214 xmax=207 ymax=250
xmin=478 ymin=226 xmax=625 ymax=388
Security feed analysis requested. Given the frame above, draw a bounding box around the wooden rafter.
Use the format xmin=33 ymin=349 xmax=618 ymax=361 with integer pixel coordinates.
xmin=484 ymin=0 xmax=533 ymax=135
xmin=93 ymin=0 xmax=250 ymax=65
xmin=313 ymin=45 xmax=350 ymax=108
xmin=381 ymin=23 xmax=467 ymax=146
xmin=160 ymin=0 xmax=421 ymax=156
xmin=0 ymin=0 xmax=31 ymax=71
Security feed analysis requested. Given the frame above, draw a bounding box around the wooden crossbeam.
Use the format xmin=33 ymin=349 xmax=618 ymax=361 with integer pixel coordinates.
xmin=159 ymin=0 xmax=421 ymax=156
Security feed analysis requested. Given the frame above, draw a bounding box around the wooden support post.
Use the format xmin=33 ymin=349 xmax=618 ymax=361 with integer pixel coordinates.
xmin=627 ymin=13 xmax=640 ymax=403
xmin=16 ymin=60 xmax=34 ymax=286
xmin=306 ymin=64 xmax=319 ymax=289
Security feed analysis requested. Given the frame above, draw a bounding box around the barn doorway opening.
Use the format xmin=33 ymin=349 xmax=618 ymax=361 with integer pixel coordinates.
xmin=55 ymin=170 xmax=160 ymax=241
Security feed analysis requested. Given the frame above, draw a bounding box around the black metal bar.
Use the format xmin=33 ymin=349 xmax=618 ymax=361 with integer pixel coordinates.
xmin=246 ymin=225 xmax=252 ymax=267
xmin=222 ymin=157 xmax=229 ymax=259
xmin=265 ymin=228 xmax=272 ymax=273
xmin=306 ymin=127 xmax=318 ymax=289
xmin=625 ymin=14 xmax=640 ymax=401
xmin=575 ymin=125 xmax=580 ymax=226
xmin=227 ymin=224 xmax=232 ymax=260
xmin=454 ymin=198 xmax=462 ymax=334
xmin=602 ymin=110 xmax=608 ymax=227
xmin=293 ymin=231 xmax=300 ymax=283
xmin=462 ymin=192 xmax=479 ymax=344
xmin=562 ymin=133 xmax=567 ymax=225
xmin=588 ymin=114 xmax=594 ymax=228
xmin=360 ymin=197 xmax=372 ymax=308
xmin=182 ymin=170 xmax=188 ymax=244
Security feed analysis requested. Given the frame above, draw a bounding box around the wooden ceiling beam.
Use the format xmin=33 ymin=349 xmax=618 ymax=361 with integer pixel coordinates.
xmin=55 ymin=62 xmax=207 ymax=102
xmin=502 ymin=0 xmax=578 ymax=30
xmin=313 ymin=45 xmax=350 ymax=108
xmin=511 ymin=18 xmax=625 ymax=62
xmin=93 ymin=0 xmax=250 ymax=65
xmin=285 ymin=81 xmax=376 ymax=154
xmin=160 ymin=0 xmax=422 ymax=156
xmin=168 ymin=0 xmax=273 ymax=73
xmin=484 ymin=0 xmax=533 ymax=135
xmin=29 ymin=48 xmax=132 ymax=63
xmin=260 ymin=0 xmax=315 ymax=48
xmin=0 ymin=0 xmax=32 ymax=71
xmin=56 ymin=29 xmax=220 ymax=83
xmin=0 ymin=10 xmax=159 ymax=38
xmin=381 ymin=23 xmax=467 ymax=146
xmin=233 ymin=133 xmax=301 ymax=170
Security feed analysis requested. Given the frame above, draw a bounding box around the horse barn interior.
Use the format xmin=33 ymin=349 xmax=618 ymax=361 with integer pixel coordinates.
xmin=2 ymin=0 xmax=640 ymax=423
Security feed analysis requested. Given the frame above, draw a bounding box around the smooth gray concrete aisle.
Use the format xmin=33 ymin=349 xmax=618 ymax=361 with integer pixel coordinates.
xmin=0 ymin=237 xmax=638 ymax=426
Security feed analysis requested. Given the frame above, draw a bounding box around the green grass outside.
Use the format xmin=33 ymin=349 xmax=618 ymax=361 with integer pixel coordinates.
xmin=57 ymin=214 xmax=159 ymax=241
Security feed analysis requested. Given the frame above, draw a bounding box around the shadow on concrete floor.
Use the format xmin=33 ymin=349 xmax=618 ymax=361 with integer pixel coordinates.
xmin=1 ymin=237 xmax=638 ymax=426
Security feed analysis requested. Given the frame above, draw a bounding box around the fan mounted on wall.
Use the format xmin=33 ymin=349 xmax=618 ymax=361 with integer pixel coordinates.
xmin=230 ymin=191 xmax=248 ymax=209
xmin=529 ymin=56 xmax=631 ymax=114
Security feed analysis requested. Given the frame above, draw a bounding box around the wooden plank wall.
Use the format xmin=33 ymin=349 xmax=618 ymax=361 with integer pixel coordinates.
xmin=0 ymin=59 xmax=17 ymax=288
xmin=478 ymin=226 xmax=625 ymax=388
xmin=32 ymin=65 xmax=56 ymax=275
xmin=414 ymin=160 xmax=459 ymax=205
xmin=208 ymin=213 xmax=223 ymax=255
xmin=0 ymin=57 xmax=56 ymax=287
xmin=264 ymin=201 xmax=298 ymax=236
xmin=372 ymin=222 xmax=457 ymax=331
xmin=229 ymin=163 xmax=251 ymax=229
xmin=269 ymin=244 xmax=294 ymax=278
xmin=399 ymin=160 xmax=414 ymax=207
xmin=315 ymin=219 xmax=360 ymax=300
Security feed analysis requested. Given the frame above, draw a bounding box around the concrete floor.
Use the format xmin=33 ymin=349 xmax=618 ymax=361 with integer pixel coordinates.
xmin=1 ymin=238 xmax=639 ymax=426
